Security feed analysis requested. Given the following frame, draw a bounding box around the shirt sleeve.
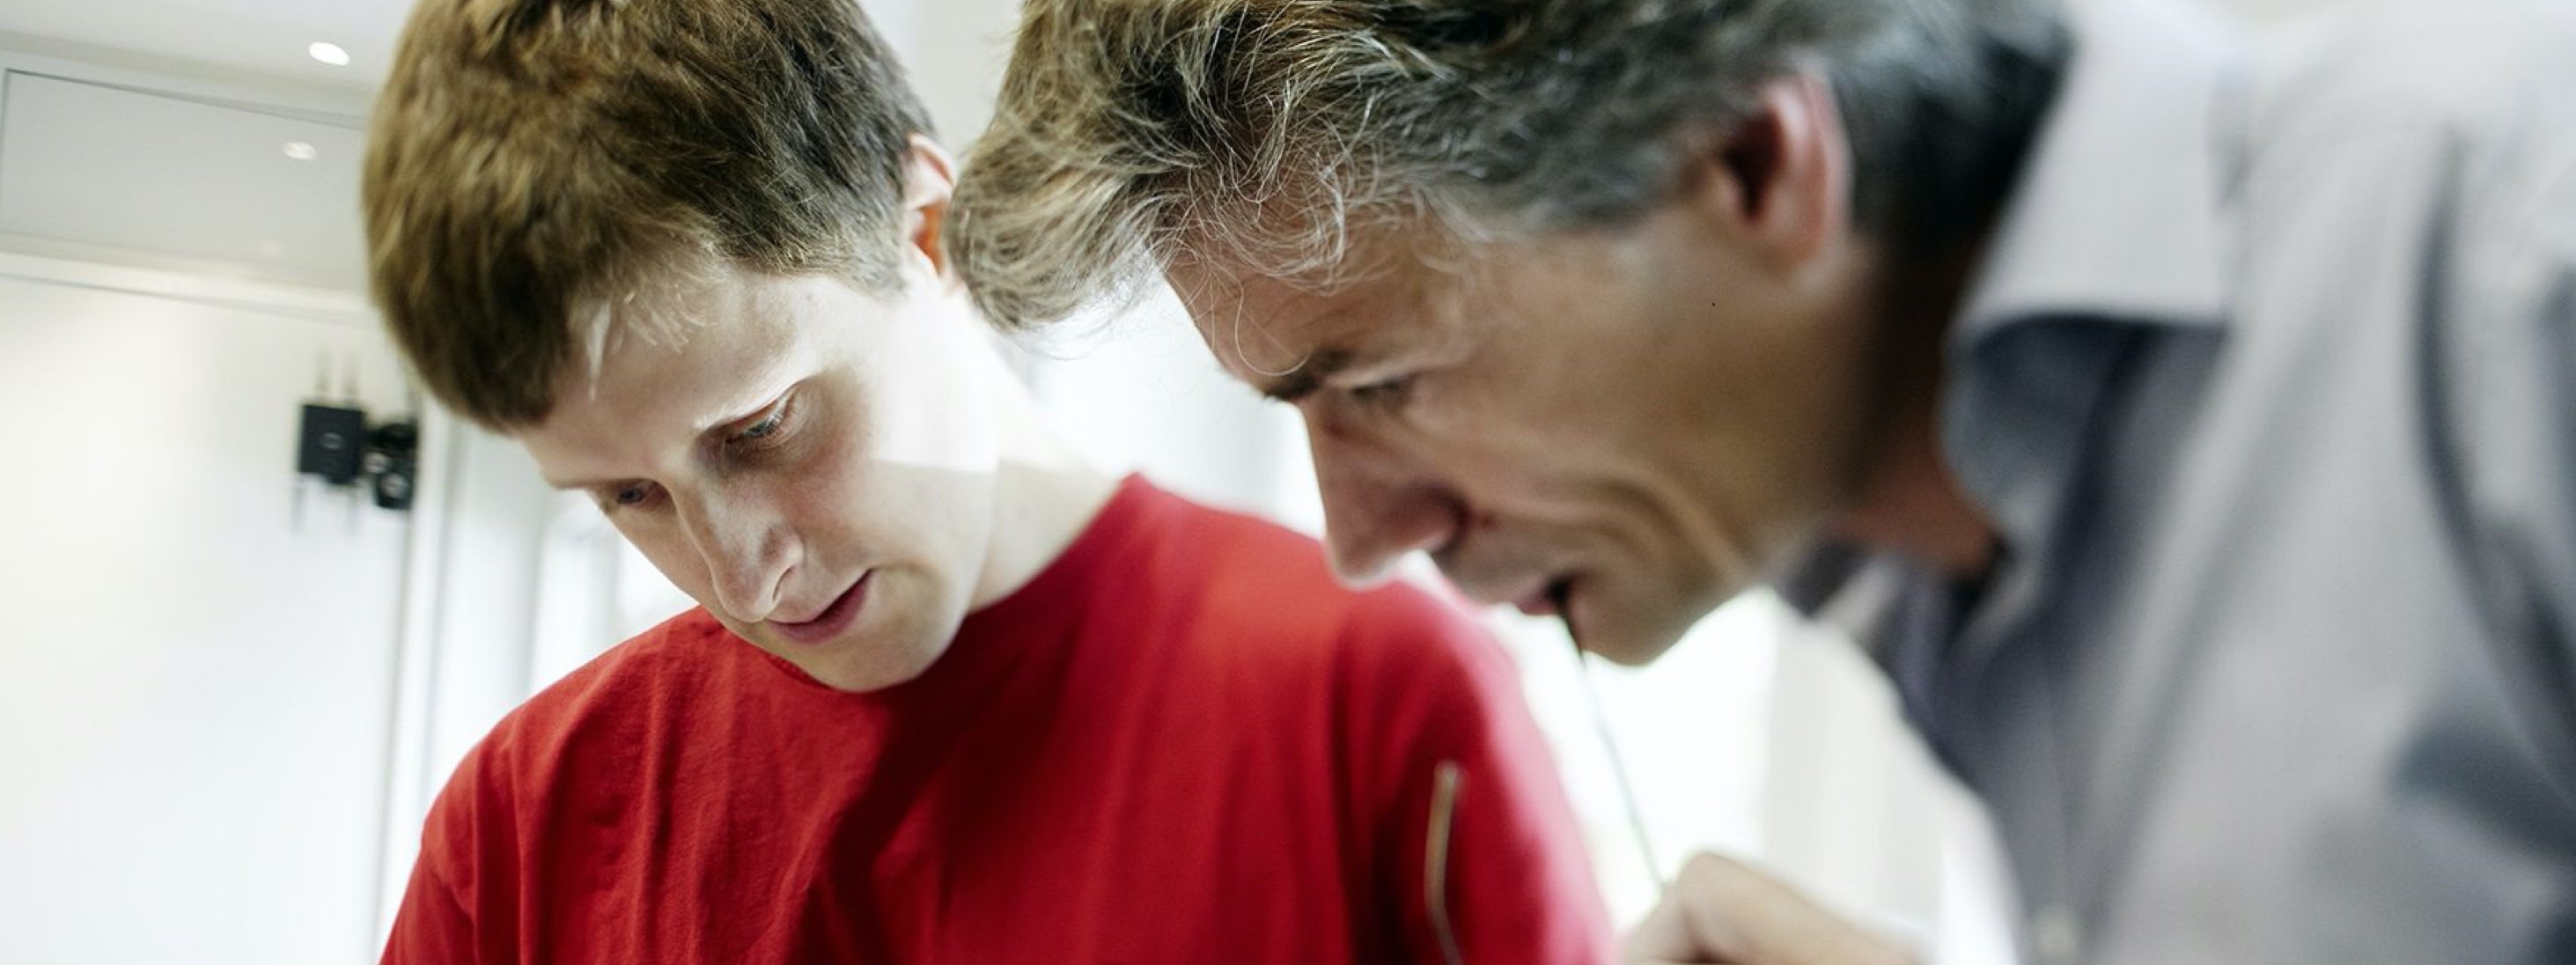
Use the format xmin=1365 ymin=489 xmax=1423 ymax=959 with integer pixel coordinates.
xmin=1342 ymin=586 xmax=1615 ymax=965
xmin=2416 ymin=30 xmax=2576 ymax=782
xmin=380 ymin=747 xmax=501 ymax=965
xmin=380 ymin=843 xmax=477 ymax=965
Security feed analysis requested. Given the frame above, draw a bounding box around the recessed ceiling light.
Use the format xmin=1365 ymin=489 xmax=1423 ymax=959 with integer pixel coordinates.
xmin=283 ymin=142 xmax=319 ymax=161
xmin=308 ymin=41 xmax=350 ymax=67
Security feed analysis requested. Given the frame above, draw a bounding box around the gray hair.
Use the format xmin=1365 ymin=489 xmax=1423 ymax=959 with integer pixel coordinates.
xmin=947 ymin=0 xmax=2068 ymax=330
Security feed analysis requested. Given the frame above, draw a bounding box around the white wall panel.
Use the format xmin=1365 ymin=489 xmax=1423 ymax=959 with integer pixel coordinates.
xmin=0 ymin=271 xmax=409 ymax=965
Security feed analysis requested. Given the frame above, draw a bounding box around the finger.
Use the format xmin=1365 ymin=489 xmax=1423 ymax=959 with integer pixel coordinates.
xmin=1682 ymin=854 xmax=1913 ymax=965
xmin=1625 ymin=852 xmax=1915 ymax=965
xmin=1623 ymin=854 xmax=1763 ymax=963
xmin=1622 ymin=886 xmax=1709 ymax=962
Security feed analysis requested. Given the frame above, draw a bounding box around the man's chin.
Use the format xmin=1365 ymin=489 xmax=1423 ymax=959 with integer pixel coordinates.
xmin=1564 ymin=606 xmax=1696 ymax=667
xmin=1569 ymin=627 xmax=1686 ymax=667
xmin=1563 ymin=579 xmax=1739 ymax=667
xmin=782 ymin=640 xmax=946 ymax=693
xmin=723 ymin=619 xmax=949 ymax=693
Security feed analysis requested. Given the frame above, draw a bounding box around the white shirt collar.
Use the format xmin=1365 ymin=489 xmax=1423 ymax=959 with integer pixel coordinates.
xmin=1956 ymin=0 xmax=2248 ymax=338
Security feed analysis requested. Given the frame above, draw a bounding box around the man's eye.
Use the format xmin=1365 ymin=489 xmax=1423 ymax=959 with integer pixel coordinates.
xmin=728 ymin=394 xmax=798 ymax=448
xmin=1348 ymin=374 xmax=1418 ymax=409
xmin=735 ymin=412 xmax=784 ymax=441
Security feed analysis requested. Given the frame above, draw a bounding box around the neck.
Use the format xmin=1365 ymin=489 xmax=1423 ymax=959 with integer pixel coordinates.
xmin=1830 ymin=234 xmax=1998 ymax=579
xmin=950 ymin=298 xmax=1120 ymax=608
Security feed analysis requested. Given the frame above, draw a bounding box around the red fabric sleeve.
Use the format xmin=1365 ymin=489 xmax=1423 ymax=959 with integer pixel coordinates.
xmin=380 ymin=844 xmax=476 ymax=965
xmin=1348 ymin=586 xmax=1615 ymax=965
xmin=379 ymin=761 xmax=485 ymax=965
xmin=381 ymin=735 xmax=519 ymax=965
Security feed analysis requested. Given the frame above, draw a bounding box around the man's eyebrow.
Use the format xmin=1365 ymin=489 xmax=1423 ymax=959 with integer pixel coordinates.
xmin=1255 ymin=346 xmax=1352 ymax=404
xmin=535 ymin=382 xmax=799 ymax=490
xmin=702 ymin=387 xmax=791 ymax=438
xmin=541 ymin=474 xmax=610 ymax=491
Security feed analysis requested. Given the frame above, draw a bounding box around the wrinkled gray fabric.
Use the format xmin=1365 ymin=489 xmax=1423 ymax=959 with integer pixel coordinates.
xmin=1792 ymin=1 xmax=2576 ymax=961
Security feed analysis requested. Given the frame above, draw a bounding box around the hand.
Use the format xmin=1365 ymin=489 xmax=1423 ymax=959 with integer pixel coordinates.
xmin=1623 ymin=852 xmax=1919 ymax=965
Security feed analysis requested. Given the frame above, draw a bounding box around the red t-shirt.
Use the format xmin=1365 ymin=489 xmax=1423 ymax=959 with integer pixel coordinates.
xmin=383 ymin=476 xmax=1610 ymax=963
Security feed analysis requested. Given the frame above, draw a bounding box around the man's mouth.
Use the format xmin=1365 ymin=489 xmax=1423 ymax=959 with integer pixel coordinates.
xmin=769 ymin=571 xmax=871 ymax=645
xmin=1513 ymin=577 xmax=1574 ymax=617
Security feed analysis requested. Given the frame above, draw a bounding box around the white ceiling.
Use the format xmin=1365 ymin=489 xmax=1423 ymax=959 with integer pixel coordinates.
xmin=0 ymin=0 xmax=1019 ymax=141
xmin=0 ymin=0 xmax=984 ymax=122
xmin=0 ymin=0 xmax=415 ymax=95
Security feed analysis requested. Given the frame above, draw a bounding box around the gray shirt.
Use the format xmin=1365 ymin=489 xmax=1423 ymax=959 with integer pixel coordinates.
xmin=1792 ymin=1 xmax=2576 ymax=961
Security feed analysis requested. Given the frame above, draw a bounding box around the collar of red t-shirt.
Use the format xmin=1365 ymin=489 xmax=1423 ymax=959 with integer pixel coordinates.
xmin=729 ymin=473 xmax=1166 ymax=712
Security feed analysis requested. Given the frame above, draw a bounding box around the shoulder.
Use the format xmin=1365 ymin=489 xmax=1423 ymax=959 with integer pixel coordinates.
xmin=1148 ymin=492 xmax=1496 ymax=648
xmin=2223 ymin=4 xmax=2574 ymax=332
xmin=1126 ymin=488 xmax=1516 ymax=699
xmin=423 ymin=608 xmax=735 ymax=819
xmin=411 ymin=609 xmax=738 ymax=883
xmin=2244 ymin=4 xmax=2576 ymax=168
xmin=497 ymin=608 xmax=732 ymax=745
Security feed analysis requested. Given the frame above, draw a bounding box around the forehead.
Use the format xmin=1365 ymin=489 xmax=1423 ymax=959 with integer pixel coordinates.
xmin=518 ymin=268 xmax=835 ymax=475
xmin=594 ymin=268 xmax=822 ymax=409
xmin=1166 ymin=253 xmax=1454 ymax=384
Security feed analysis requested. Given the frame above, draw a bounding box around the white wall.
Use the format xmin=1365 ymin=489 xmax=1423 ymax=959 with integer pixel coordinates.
xmin=0 ymin=260 xmax=410 ymax=965
xmin=0 ymin=46 xmax=565 ymax=962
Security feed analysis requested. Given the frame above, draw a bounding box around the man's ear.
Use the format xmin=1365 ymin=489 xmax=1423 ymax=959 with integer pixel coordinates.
xmin=899 ymin=133 xmax=959 ymax=284
xmin=1683 ymin=70 xmax=1851 ymax=271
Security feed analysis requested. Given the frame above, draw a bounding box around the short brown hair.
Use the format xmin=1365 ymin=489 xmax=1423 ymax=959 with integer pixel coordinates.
xmin=947 ymin=0 xmax=2065 ymax=332
xmin=364 ymin=0 xmax=932 ymax=429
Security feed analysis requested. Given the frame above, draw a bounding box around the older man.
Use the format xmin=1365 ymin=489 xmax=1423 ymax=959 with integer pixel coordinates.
xmin=948 ymin=0 xmax=2576 ymax=961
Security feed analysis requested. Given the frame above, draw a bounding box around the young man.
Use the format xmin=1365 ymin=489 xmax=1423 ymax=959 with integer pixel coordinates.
xmin=361 ymin=0 xmax=1609 ymax=961
xmin=947 ymin=0 xmax=2576 ymax=962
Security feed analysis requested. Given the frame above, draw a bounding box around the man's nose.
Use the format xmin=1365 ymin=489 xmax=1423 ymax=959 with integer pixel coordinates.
xmin=676 ymin=490 xmax=795 ymax=622
xmin=1305 ymin=416 xmax=1460 ymax=586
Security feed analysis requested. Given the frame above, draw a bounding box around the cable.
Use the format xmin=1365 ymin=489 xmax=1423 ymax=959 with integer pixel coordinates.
xmin=1572 ymin=640 xmax=1668 ymax=902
